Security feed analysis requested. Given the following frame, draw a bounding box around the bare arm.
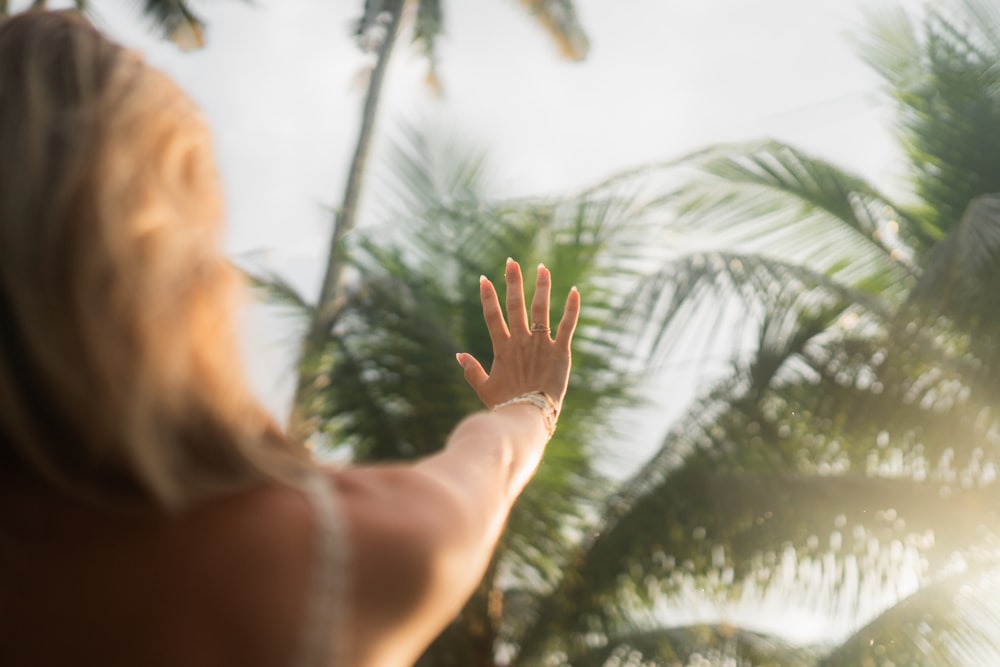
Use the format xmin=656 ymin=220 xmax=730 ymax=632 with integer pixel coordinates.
xmin=335 ymin=259 xmax=579 ymax=667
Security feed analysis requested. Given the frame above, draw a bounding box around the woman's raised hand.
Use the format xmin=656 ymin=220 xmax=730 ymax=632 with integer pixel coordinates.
xmin=456 ymin=258 xmax=580 ymax=410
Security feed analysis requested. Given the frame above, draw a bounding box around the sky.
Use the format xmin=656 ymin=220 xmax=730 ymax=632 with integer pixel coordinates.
xmin=25 ymin=0 xmax=912 ymax=464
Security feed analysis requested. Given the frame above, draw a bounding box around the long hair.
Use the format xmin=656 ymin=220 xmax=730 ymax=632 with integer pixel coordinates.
xmin=0 ymin=11 xmax=311 ymax=511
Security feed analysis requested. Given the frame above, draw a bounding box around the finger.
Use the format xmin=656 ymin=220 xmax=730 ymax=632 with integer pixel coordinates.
xmin=504 ymin=257 xmax=529 ymax=333
xmin=555 ymin=286 xmax=581 ymax=352
xmin=456 ymin=353 xmax=489 ymax=393
xmin=480 ymin=275 xmax=510 ymax=341
xmin=530 ymin=263 xmax=552 ymax=335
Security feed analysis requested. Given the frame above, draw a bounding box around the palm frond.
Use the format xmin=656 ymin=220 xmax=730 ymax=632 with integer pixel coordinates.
xmin=317 ymin=267 xmax=476 ymax=457
xmin=515 ymin=304 xmax=834 ymax=660
xmin=133 ymin=0 xmax=205 ymax=50
xmin=858 ymin=1 xmax=1000 ymax=243
xmin=909 ymin=194 xmax=1000 ymax=330
xmin=520 ymin=393 xmax=1000 ymax=654
xmin=515 ymin=295 xmax=1000 ymax=660
xmin=563 ymin=625 xmax=822 ymax=667
xmin=413 ymin=0 xmax=444 ymax=88
xmin=372 ymin=122 xmax=658 ymax=363
xmin=583 ymin=465 xmax=996 ymax=606
xmin=516 ymin=0 xmax=589 ymax=61
xmin=819 ymin=562 xmax=1000 ymax=666
xmin=954 ymin=0 xmax=1000 ymax=55
xmin=354 ymin=0 xmax=586 ymax=91
xmin=853 ymin=4 xmax=923 ymax=93
xmin=518 ymin=451 xmax=1000 ymax=661
xmin=624 ymin=249 xmax=886 ymax=374
xmin=242 ymin=267 xmax=315 ymax=321
xmin=672 ymin=140 xmax=927 ymax=277
xmin=374 ymin=121 xmax=492 ymax=245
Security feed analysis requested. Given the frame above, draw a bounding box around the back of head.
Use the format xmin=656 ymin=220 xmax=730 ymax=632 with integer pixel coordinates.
xmin=0 ymin=11 xmax=308 ymax=512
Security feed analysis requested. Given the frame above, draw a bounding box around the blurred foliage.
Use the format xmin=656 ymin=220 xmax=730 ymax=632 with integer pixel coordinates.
xmin=0 ymin=0 xmax=210 ymax=49
xmin=353 ymin=0 xmax=589 ymax=91
xmin=509 ymin=0 xmax=1000 ymax=665
xmin=134 ymin=0 xmax=205 ymax=49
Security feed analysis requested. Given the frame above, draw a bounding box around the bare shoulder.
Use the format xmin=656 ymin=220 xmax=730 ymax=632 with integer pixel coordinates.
xmin=322 ymin=464 xmax=475 ymax=666
xmin=324 ymin=464 xmax=462 ymax=603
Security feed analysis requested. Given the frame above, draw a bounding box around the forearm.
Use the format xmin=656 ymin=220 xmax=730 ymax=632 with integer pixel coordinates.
xmin=367 ymin=402 xmax=550 ymax=637
xmin=415 ymin=402 xmax=550 ymax=526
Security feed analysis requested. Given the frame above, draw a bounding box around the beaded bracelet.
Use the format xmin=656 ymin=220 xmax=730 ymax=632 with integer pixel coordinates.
xmin=492 ymin=391 xmax=560 ymax=439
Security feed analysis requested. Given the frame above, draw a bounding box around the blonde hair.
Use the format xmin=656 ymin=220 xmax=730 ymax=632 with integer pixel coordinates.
xmin=0 ymin=11 xmax=310 ymax=511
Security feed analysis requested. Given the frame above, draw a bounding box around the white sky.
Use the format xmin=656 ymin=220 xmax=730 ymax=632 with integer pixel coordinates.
xmin=27 ymin=0 xmax=911 ymax=454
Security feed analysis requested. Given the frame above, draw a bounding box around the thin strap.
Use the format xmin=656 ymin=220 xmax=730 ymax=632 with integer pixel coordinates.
xmin=293 ymin=471 xmax=352 ymax=667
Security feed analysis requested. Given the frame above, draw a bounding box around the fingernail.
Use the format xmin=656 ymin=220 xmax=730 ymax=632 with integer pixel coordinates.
xmin=571 ymin=285 xmax=579 ymax=293
xmin=479 ymin=274 xmax=488 ymax=283
xmin=506 ymin=257 xmax=514 ymax=267
xmin=538 ymin=262 xmax=546 ymax=271
xmin=455 ymin=353 xmax=465 ymax=366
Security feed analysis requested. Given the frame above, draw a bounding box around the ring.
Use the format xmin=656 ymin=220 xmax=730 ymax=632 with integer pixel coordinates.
xmin=531 ymin=323 xmax=550 ymax=333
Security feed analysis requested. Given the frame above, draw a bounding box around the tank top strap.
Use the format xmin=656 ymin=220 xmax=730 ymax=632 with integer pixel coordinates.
xmin=293 ymin=470 xmax=352 ymax=667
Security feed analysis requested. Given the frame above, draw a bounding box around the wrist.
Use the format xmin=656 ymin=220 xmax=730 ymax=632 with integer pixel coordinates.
xmin=491 ymin=392 xmax=560 ymax=439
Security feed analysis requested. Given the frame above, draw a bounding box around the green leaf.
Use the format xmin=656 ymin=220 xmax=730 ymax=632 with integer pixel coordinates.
xmin=624 ymin=250 xmax=885 ymax=373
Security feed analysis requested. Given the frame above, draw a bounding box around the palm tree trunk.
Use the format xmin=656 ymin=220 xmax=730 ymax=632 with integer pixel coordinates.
xmin=290 ymin=1 xmax=405 ymax=434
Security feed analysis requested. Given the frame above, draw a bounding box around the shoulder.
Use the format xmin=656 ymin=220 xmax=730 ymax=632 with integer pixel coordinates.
xmin=326 ymin=465 xmax=463 ymax=603
xmin=170 ymin=483 xmax=322 ymax=666
xmin=323 ymin=465 xmax=475 ymax=665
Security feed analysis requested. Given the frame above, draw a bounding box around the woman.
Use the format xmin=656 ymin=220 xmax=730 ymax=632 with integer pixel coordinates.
xmin=0 ymin=11 xmax=579 ymax=667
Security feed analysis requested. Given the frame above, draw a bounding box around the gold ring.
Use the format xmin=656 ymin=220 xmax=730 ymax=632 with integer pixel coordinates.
xmin=531 ymin=323 xmax=550 ymax=333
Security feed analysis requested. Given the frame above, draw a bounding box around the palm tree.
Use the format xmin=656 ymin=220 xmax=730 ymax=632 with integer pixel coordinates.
xmin=0 ymin=0 xmax=207 ymax=49
xmin=259 ymin=0 xmax=1000 ymax=664
xmin=293 ymin=0 xmax=590 ymax=437
xmin=512 ymin=0 xmax=1000 ymax=663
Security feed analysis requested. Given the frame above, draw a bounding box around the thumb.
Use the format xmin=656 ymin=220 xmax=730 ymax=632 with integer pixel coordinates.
xmin=456 ymin=353 xmax=489 ymax=392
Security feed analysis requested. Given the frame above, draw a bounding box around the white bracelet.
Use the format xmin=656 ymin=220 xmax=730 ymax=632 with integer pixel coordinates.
xmin=492 ymin=392 xmax=560 ymax=439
